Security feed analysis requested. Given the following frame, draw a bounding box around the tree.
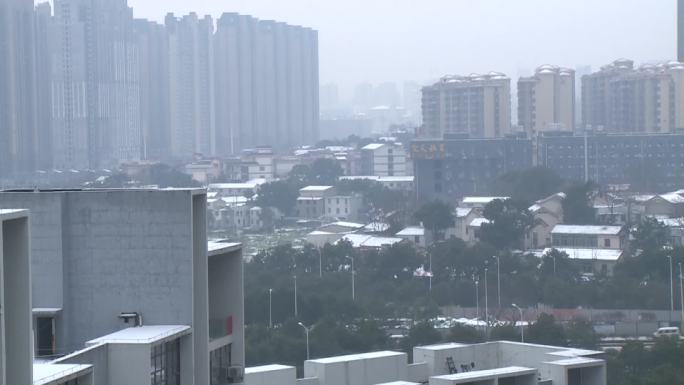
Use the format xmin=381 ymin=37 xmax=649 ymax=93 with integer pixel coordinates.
xmin=479 ymin=199 xmax=533 ymax=250
xmin=632 ymin=217 xmax=670 ymax=252
xmin=141 ymin=164 xmax=200 ymax=188
xmin=256 ymin=181 xmax=300 ymax=216
xmin=414 ymin=201 xmax=455 ymax=242
xmin=401 ymin=322 xmax=443 ymax=356
xmin=526 ymin=314 xmax=566 ymax=346
xmin=562 ymin=182 xmax=596 ymax=225
xmin=490 ymin=324 xmax=520 ymax=342
xmin=566 ymin=318 xmax=598 ymax=349
xmin=493 ymin=167 xmax=564 ymax=205
xmin=448 ymin=324 xmax=484 ymax=343
xmin=290 ymin=159 xmax=343 ymax=186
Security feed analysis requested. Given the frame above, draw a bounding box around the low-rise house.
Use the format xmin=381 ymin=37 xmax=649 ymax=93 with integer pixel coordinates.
xmin=656 ymin=217 xmax=684 ymax=246
xmin=551 ymin=225 xmax=627 ymax=250
xmin=337 ymin=233 xmax=405 ymax=250
xmin=340 ymin=175 xmax=415 ymax=192
xmin=297 ymin=186 xmax=336 ymax=219
xmin=209 ymin=179 xmax=267 ymax=200
xmin=467 ymin=218 xmax=491 ymax=243
xmin=460 ymin=196 xmax=509 ymax=209
xmin=305 ymin=222 xmax=365 ymax=247
xmin=526 ymin=193 xmax=565 ymax=249
xmin=185 ymin=159 xmax=222 ymax=184
xmin=361 ymin=142 xmax=408 ymax=176
xmin=325 ymin=194 xmax=363 ymax=220
xmin=544 ymin=247 xmax=625 ymax=276
xmin=448 ymin=207 xmax=481 ymax=243
xmin=396 ymin=226 xmax=427 ymax=248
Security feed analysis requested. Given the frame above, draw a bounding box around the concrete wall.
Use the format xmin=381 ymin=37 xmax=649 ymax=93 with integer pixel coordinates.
xmin=245 ymin=366 xmax=297 ymax=385
xmin=304 ymin=353 xmax=409 ymax=385
xmin=192 ymin=193 xmax=210 ymax=385
xmin=208 ymin=245 xmax=245 ymax=367
xmin=56 ymin=344 xmax=109 ymax=385
xmin=0 ymin=190 xmax=202 ymax=355
xmin=108 ymin=343 xmax=149 ymax=385
xmin=1 ymin=212 xmax=32 ymax=385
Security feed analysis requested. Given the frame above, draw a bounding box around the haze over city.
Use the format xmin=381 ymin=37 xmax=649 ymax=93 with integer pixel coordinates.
xmin=121 ymin=0 xmax=676 ymax=93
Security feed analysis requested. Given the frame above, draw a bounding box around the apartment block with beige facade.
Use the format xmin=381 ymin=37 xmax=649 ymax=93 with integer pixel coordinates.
xmin=518 ymin=65 xmax=575 ymax=135
xmin=421 ymin=73 xmax=511 ymax=139
xmin=582 ymin=59 xmax=684 ymax=133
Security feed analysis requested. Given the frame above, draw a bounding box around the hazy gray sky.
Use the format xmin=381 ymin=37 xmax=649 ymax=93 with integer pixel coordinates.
xmin=127 ymin=0 xmax=675 ymax=93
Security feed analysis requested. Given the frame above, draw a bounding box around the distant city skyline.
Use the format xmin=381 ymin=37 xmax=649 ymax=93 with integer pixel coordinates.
xmin=104 ymin=0 xmax=678 ymax=95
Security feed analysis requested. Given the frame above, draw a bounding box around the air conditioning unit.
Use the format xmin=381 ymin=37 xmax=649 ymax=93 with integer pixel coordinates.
xmin=221 ymin=366 xmax=244 ymax=383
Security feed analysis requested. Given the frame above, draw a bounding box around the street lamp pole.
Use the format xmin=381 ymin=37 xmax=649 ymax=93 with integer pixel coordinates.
xmin=294 ymin=274 xmax=298 ymax=318
xmin=474 ymin=276 xmax=480 ymax=321
xmin=269 ymin=288 xmax=273 ymax=329
xmin=484 ymin=268 xmax=489 ymax=337
xmin=495 ymin=256 xmax=501 ymax=309
xmin=346 ymin=255 xmax=355 ymax=301
xmin=668 ymin=256 xmax=674 ymax=323
xmin=298 ymin=322 xmax=311 ymax=360
xmin=429 ymin=252 xmax=433 ymax=293
xmin=512 ymin=304 xmax=524 ymax=343
xmin=318 ymin=248 xmax=322 ymax=278
xmin=680 ymin=262 xmax=683 ymax=325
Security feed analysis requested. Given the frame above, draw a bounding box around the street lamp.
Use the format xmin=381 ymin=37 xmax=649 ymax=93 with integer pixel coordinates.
xmin=269 ymin=288 xmax=273 ymax=329
xmin=294 ymin=274 xmax=298 ymax=318
xmin=494 ymin=256 xmax=501 ymax=309
xmin=346 ymin=255 xmax=355 ymax=301
xmin=512 ymin=304 xmax=524 ymax=343
xmin=298 ymin=322 xmax=311 ymax=360
xmin=318 ymin=248 xmax=323 ymax=278
xmin=680 ymin=262 xmax=683 ymax=325
xmin=484 ymin=267 xmax=489 ymax=337
xmin=474 ymin=275 xmax=480 ymax=321
xmin=667 ymin=255 xmax=674 ymax=323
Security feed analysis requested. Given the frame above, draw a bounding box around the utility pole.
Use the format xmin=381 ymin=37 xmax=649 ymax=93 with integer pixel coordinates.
xmin=680 ymin=263 xmax=683 ymax=325
xmin=294 ymin=274 xmax=298 ymax=318
xmin=668 ymin=256 xmax=674 ymax=324
xmin=474 ymin=276 xmax=480 ymax=321
xmin=269 ymin=288 xmax=273 ymax=328
xmin=346 ymin=255 xmax=355 ymax=301
xmin=298 ymin=323 xmax=311 ymax=360
xmin=484 ymin=268 xmax=489 ymax=338
xmin=318 ymin=248 xmax=322 ymax=278
xmin=495 ymin=256 xmax=501 ymax=309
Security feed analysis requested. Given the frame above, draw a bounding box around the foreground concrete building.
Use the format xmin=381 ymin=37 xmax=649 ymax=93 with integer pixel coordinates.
xmin=0 ymin=210 xmax=32 ymax=385
xmin=0 ymin=189 xmax=245 ymax=385
xmin=245 ymin=341 xmax=606 ymax=385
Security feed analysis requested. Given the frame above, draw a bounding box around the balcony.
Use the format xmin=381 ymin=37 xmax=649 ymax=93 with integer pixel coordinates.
xmin=210 ymin=316 xmax=233 ymax=341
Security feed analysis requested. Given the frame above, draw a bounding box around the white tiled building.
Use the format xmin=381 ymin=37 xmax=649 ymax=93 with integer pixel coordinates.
xmin=361 ymin=143 xmax=408 ymax=177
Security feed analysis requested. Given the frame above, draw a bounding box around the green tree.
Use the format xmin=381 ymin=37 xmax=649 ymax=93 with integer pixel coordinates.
xmin=414 ymin=201 xmax=455 ymax=242
xmin=401 ymin=322 xmax=443 ymax=356
xmin=256 ymin=181 xmax=300 ymax=216
xmin=490 ymin=324 xmax=521 ymax=342
xmin=566 ymin=318 xmax=598 ymax=349
xmin=562 ymin=182 xmax=596 ymax=225
xmin=141 ymin=164 xmax=200 ymax=188
xmin=526 ymin=314 xmax=566 ymax=346
xmin=493 ymin=167 xmax=564 ymax=205
xmin=632 ymin=217 xmax=670 ymax=252
xmin=290 ymin=159 xmax=343 ymax=186
xmin=479 ymin=199 xmax=533 ymax=250
xmin=448 ymin=324 xmax=484 ymax=343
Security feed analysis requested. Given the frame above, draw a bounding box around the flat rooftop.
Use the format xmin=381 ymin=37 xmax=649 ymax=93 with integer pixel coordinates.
xmin=543 ymin=248 xmax=624 ymax=262
xmin=86 ymin=325 xmax=190 ymax=346
xmin=245 ymin=364 xmax=295 ymax=374
xmin=208 ymin=241 xmax=242 ymax=256
xmin=0 ymin=208 xmax=28 ymax=219
xmin=552 ymin=225 xmax=623 ymax=235
xmin=431 ymin=366 xmax=537 ymax=382
xmin=301 ymin=185 xmax=335 ymax=192
xmin=306 ymin=350 xmax=405 ymax=364
xmin=33 ymin=364 xmax=92 ymax=385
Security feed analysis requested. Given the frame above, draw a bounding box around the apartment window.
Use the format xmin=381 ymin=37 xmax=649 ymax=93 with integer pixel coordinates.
xmin=36 ymin=316 xmax=56 ymax=357
xmin=151 ymin=339 xmax=180 ymax=385
xmin=604 ymin=238 xmax=611 ymax=248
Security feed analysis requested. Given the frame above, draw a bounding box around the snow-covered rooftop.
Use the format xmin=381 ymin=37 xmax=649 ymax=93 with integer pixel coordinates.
xmin=396 ymin=227 xmax=425 ymax=237
xmin=551 ymin=225 xmax=623 ymax=235
xmin=306 ymin=350 xmax=404 ymax=364
xmin=245 ymin=364 xmax=295 ymax=374
xmin=33 ymin=364 xmax=92 ymax=385
xmin=431 ymin=366 xmax=537 ymax=382
xmin=86 ymin=325 xmax=190 ymax=346
xmin=362 ymin=143 xmax=386 ymax=151
xmin=543 ymin=248 xmax=624 ymax=262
